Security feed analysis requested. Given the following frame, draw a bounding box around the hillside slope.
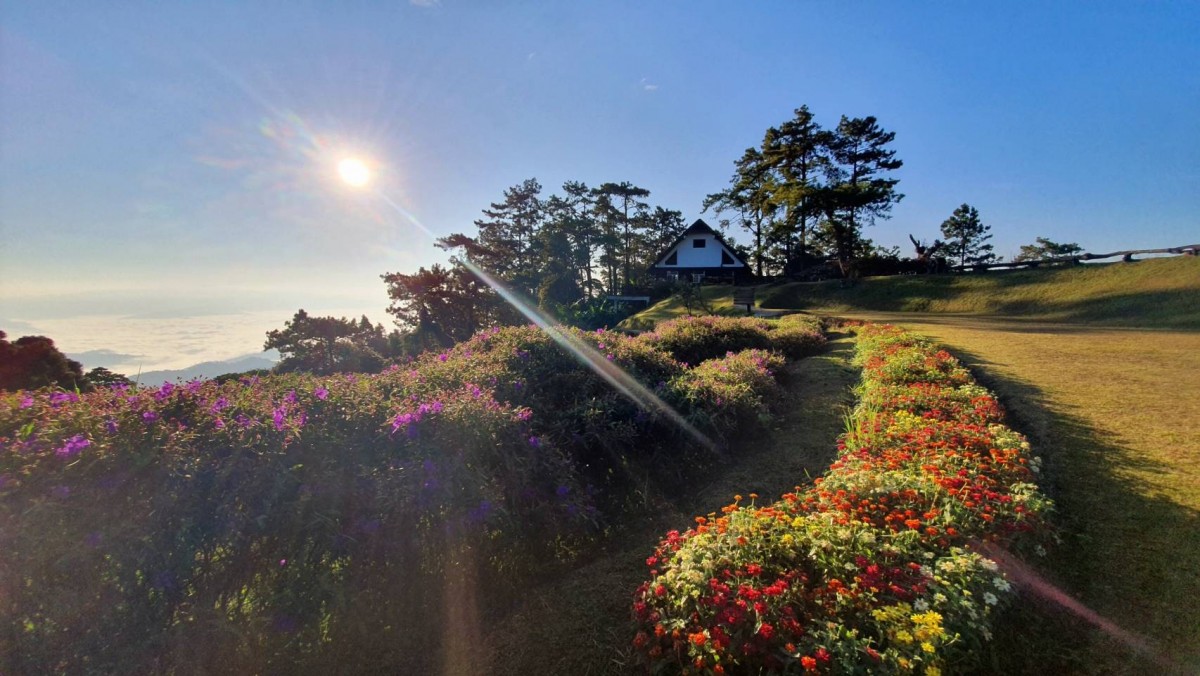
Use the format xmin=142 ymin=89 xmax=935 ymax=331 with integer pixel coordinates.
xmin=622 ymin=257 xmax=1200 ymax=330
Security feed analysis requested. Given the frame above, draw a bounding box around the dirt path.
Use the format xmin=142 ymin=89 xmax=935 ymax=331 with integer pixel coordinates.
xmin=841 ymin=313 xmax=1200 ymax=674
xmin=475 ymin=332 xmax=860 ymax=674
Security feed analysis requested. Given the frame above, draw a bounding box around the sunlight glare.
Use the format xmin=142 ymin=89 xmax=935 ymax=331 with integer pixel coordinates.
xmin=338 ymin=157 xmax=372 ymax=187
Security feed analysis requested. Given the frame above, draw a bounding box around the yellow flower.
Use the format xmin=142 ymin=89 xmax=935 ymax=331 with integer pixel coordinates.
xmin=926 ymin=667 xmax=941 ymax=676
xmin=922 ymin=641 xmax=935 ymax=653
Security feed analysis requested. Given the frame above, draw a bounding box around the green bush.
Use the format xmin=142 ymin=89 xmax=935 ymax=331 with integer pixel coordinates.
xmin=0 ymin=319 xmax=826 ymax=672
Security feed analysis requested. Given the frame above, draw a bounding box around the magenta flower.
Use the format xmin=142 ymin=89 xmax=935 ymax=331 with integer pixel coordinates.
xmin=19 ymin=395 xmax=34 ymax=409
xmin=273 ymin=407 xmax=286 ymax=431
xmin=142 ymin=411 xmax=159 ymax=423
xmin=56 ymin=434 xmax=91 ymax=459
xmin=314 ymin=387 xmax=329 ymax=400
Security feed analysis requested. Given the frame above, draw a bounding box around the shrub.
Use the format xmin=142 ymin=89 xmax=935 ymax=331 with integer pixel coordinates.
xmin=769 ymin=314 xmax=827 ymax=359
xmin=0 ymin=318 xmax=828 ymax=672
xmin=631 ymin=324 xmax=1052 ymax=674
xmin=640 ymin=316 xmax=776 ymax=365
xmin=667 ymin=350 xmax=785 ymax=440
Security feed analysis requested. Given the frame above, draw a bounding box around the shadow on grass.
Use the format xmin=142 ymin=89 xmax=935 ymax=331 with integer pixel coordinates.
xmin=942 ymin=344 xmax=1200 ymax=676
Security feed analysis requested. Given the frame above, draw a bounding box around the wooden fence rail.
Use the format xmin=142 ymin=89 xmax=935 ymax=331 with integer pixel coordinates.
xmin=951 ymin=244 xmax=1200 ymax=272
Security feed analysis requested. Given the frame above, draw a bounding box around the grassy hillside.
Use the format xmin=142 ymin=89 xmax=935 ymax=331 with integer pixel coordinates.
xmin=622 ymin=256 xmax=1200 ymax=330
xmin=853 ymin=314 xmax=1200 ymax=674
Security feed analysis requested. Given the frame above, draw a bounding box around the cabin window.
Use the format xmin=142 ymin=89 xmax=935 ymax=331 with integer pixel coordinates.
xmin=691 ymin=273 xmax=705 ymax=284
xmin=664 ymin=251 xmax=677 ymax=266
xmin=721 ymin=250 xmax=734 ymax=265
xmin=692 ymin=238 xmax=706 ymax=248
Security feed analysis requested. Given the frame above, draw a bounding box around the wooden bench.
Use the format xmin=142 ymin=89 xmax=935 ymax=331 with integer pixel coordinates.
xmin=732 ymin=287 xmax=755 ymax=315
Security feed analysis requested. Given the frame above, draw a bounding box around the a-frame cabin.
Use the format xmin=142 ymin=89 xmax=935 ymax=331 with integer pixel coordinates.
xmin=648 ymin=219 xmax=751 ymax=283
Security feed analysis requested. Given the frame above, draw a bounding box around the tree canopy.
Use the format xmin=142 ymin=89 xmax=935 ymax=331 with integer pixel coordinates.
xmin=0 ymin=331 xmax=85 ymax=392
xmin=706 ymin=105 xmax=904 ymax=276
xmin=1013 ymin=237 xmax=1084 ymax=262
xmin=939 ymin=204 xmax=996 ymax=267
xmin=264 ymin=310 xmax=397 ymax=375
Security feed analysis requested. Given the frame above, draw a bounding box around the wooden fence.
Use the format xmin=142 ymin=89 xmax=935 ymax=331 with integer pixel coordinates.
xmin=951 ymin=244 xmax=1200 ymax=272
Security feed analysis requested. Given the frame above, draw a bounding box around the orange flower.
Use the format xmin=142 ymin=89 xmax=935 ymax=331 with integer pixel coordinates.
xmin=689 ymin=631 xmax=708 ymax=646
xmin=801 ymin=655 xmax=818 ymax=670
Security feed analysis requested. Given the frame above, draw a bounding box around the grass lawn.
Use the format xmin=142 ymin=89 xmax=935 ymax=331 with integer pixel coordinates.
xmin=621 ymin=256 xmax=1200 ymax=332
xmin=840 ymin=313 xmax=1200 ymax=674
xmin=476 ymin=332 xmax=861 ymax=674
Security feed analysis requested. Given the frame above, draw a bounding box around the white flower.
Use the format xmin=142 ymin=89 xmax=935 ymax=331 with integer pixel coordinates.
xmin=914 ymin=599 xmax=929 ymax=612
xmin=993 ymin=577 xmax=1011 ymax=592
xmin=980 ymin=558 xmax=998 ymax=572
xmin=934 ymin=593 xmax=947 ymax=604
xmin=983 ymin=592 xmax=998 ymax=606
xmin=1034 ymin=545 xmax=1047 ymax=557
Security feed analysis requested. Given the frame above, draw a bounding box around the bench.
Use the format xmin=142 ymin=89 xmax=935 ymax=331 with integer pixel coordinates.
xmin=732 ymin=287 xmax=755 ymax=315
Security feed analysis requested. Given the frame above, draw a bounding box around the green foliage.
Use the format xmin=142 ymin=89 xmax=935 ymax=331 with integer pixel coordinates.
xmin=381 ymin=263 xmax=516 ymax=349
xmin=1013 ymin=236 xmax=1083 ymax=262
xmin=83 ymin=366 xmax=133 ymax=388
xmin=940 ymin=203 xmax=996 ymax=267
xmin=0 ymin=317 xmax=826 ymax=672
xmin=0 ymin=331 xmax=85 ymax=392
xmin=265 ymin=309 xmax=398 ymax=374
xmin=706 ymin=106 xmax=904 ymax=276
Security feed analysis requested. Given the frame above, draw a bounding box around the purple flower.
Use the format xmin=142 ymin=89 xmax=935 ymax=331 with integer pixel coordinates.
xmin=142 ymin=411 xmax=159 ymax=423
xmin=104 ymin=419 xmax=119 ymax=434
xmin=235 ymin=414 xmax=252 ymax=428
xmin=155 ymin=383 xmax=175 ymax=402
xmin=49 ymin=392 xmax=79 ymax=406
xmin=19 ymin=395 xmax=34 ymax=409
xmin=438 ymin=352 xmax=449 ymax=362
xmin=528 ymin=435 xmax=541 ymax=448
xmin=210 ymin=396 xmax=230 ymax=412
xmin=556 ymin=484 xmax=570 ymax=497
xmin=213 ymin=418 xmax=226 ymax=430
xmin=273 ymin=407 xmax=286 ymax=431
xmin=391 ymin=412 xmax=417 ymax=434
xmin=55 ymin=434 xmax=91 ymax=459
xmin=284 ymin=390 xmax=298 ymax=404
xmin=516 ymin=409 xmax=532 ymax=421
xmin=314 ymin=387 xmax=329 ymax=401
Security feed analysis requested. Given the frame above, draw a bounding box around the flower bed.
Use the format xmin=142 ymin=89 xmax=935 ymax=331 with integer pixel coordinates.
xmin=0 ymin=316 xmax=822 ymax=672
xmin=631 ymin=323 xmax=1052 ymax=674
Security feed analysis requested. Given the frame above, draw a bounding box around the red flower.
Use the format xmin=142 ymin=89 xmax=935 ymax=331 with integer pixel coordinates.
xmin=801 ymin=655 xmax=818 ymax=671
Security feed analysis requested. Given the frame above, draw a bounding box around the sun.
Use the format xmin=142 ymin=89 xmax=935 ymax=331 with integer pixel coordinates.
xmin=337 ymin=157 xmax=372 ymax=188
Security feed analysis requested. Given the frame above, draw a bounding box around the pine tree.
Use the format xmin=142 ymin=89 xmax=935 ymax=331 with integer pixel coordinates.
xmin=761 ymin=105 xmax=832 ymax=266
xmin=820 ymin=116 xmax=904 ymax=273
xmin=939 ymin=204 xmax=996 ymax=267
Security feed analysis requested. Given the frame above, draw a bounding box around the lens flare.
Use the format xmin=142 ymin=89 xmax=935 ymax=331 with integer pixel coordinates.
xmin=338 ymin=158 xmax=372 ymax=187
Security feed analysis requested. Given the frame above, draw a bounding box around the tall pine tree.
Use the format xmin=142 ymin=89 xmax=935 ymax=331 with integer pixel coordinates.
xmin=939 ymin=204 xmax=996 ymax=267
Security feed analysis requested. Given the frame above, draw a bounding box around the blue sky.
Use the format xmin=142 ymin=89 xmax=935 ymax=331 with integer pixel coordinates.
xmin=2 ymin=1 xmax=1197 ymax=365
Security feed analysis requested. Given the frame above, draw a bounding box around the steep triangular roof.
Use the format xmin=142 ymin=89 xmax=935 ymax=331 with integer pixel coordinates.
xmin=651 ymin=219 xmax=750 ymax=269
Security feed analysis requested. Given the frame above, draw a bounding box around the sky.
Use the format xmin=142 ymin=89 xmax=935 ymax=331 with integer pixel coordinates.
xmin=2 ymin=1 xmax=1197 ymax=372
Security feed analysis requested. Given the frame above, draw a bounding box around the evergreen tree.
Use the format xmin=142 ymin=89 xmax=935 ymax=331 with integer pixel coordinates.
xmin=438 ymin=178 xmax=544 ymax=297
xmin=704 ymin=147 xmax=776 ymax=277
xmin=939 ymin=204 xmax=996 ymax=267
xmin=819 ymin=115 xmax=904 ymax=273
xmin=761 ymin=105 xmax=832 ymax=266
xmin=593 ymin=181 xmax=650 ymax=293
xmin=265 ymin=310 xmax=393 ymax=374
xmin=1013 ymin=237 xmax=1083 ymax=262
xmin=381 ymin=264 xmax=515 ymax=349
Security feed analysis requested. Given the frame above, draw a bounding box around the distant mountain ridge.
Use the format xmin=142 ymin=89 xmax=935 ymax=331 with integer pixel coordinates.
xmin=133 ymin=352 xmax=279 ymax=384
